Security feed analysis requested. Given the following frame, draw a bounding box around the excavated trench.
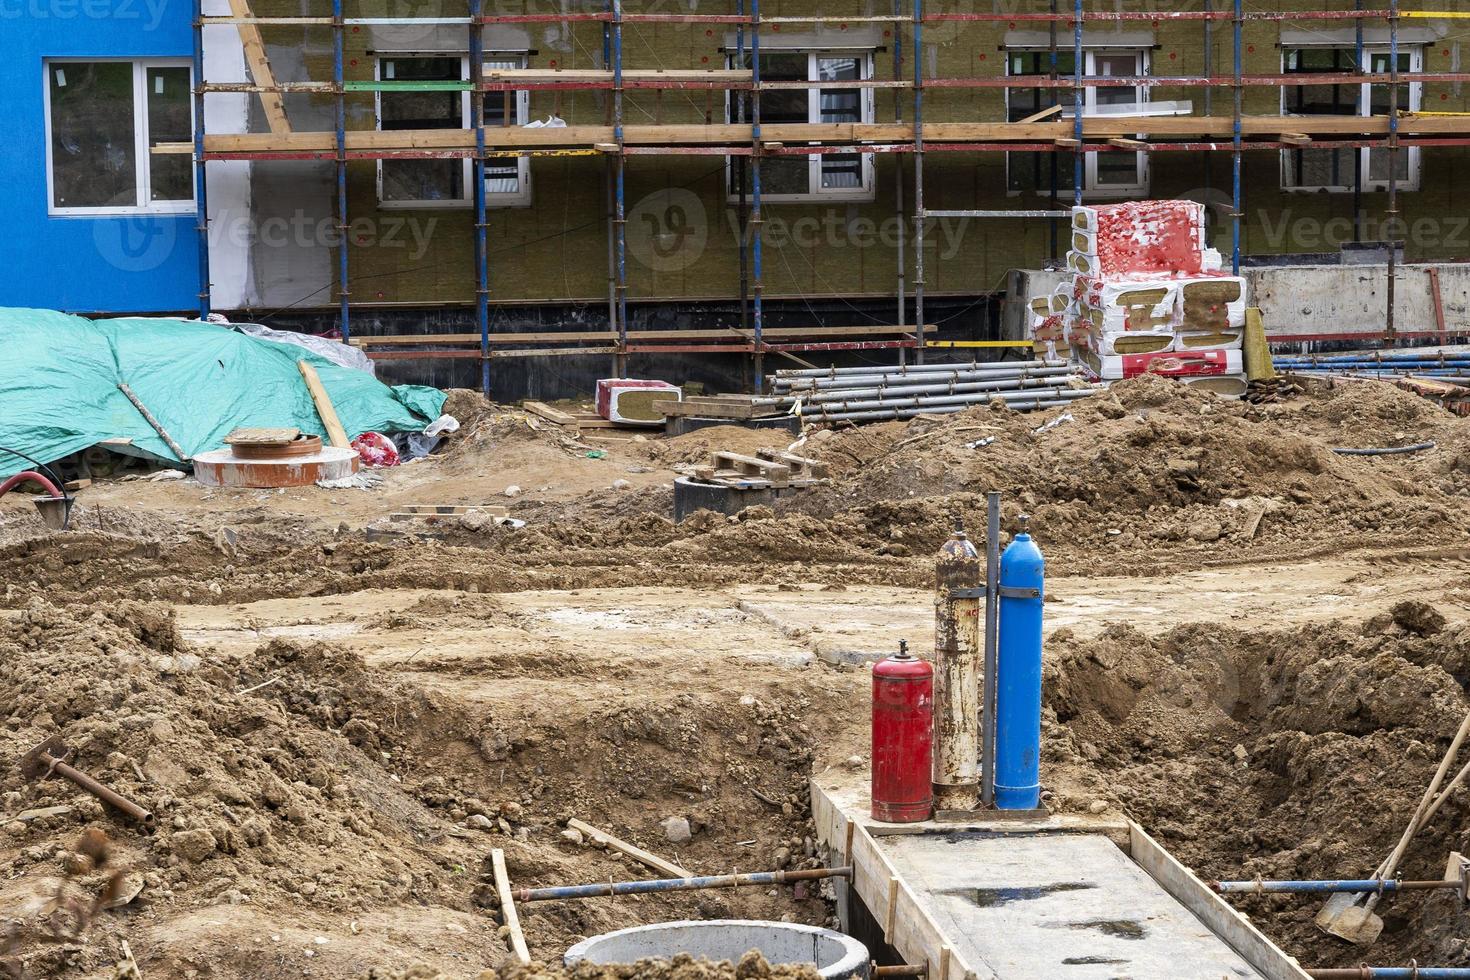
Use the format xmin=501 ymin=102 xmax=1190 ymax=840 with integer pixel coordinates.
xmin=1047 ymin=601 xmax=1470 ymax=970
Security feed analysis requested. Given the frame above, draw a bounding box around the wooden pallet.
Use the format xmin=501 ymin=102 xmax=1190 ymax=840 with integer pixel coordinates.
xmin=708 ymin=451 xmax=791 ymax=487
xmin=754 ymin=448 xmax=829 ymax=480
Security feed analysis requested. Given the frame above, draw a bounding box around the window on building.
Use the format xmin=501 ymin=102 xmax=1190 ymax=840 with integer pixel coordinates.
xmin=1280 ymin=46 xmax=1420 ymax=192
xmin=45 ymin=59 xmax=194 ymax=215
xmin=726 ymin=50 xmax=875 ymax=202
xmin=377 ymin=54 xmax=531 ymax=207
xmin=1005 ymin=48 xmax=1149 ymax=197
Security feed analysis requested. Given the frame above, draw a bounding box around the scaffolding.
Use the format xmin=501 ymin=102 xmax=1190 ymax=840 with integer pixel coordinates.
xmin=185 ymin=1 xmax=1470 ymax=395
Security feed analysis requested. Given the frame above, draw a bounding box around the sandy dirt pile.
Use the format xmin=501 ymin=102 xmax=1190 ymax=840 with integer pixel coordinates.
xmin=1045 ymin=599 xmax=1470 ymax=968
xmin=782 ymin=374 xmax=1470 ymax=574
xmin=6 ymin=376 xmax=1470 ymax=610
xmin=0 ymin=597 xmax=832 ymax=979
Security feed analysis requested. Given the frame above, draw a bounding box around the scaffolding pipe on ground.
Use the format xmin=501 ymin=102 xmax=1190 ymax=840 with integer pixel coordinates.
xmin=773 ymin=360 xmax=1061 ymax=381
xmin=800 ymin=384 xmax=1094 ymax=418
xmin=1307 ymin=969 xmax=1470 ymax=979
xmin=1211 ymin=878 xmax=1460 ymax=894
xmin=816 ymin=390 xmax=1096 ymax=423
xmin=510 ymin=866 xmax=852 ymax=903
xmin=761 ymin=374 xmax=1077 ymax=406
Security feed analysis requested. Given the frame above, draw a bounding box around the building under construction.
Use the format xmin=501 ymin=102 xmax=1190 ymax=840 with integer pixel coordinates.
xmin=14 ymin=1 xmax=1470 ymax=396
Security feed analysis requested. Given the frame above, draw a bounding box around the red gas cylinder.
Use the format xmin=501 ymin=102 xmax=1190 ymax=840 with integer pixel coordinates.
xmin=871 ymin=640 xmax=935 ymax=823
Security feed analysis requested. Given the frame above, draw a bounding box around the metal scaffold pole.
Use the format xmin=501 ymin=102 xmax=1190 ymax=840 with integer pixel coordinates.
xmin=193 ymin=0 xmax=211 ymax=321
xmin=604 ymin=1 xmax=619 ymax=376
xmin=912 ymin=0 xmax=924 ymax=365
xmin=1071 ymin=0 xmax=1082 ymax=205
xmin=1231 ymin=0 xmax=1242 ymax=275
xmin=333 ymin=0 xmax=350 ymax=342
xmin=613 ymin=0 xmax=629 ymax=376
xmin=471 ymin=0 xmax=491 ymax=396
xmin=750 ymin=0 xmax=764 ymax=392
xmin=893 ymin=0 xmax=906 ymax=365
xmin=1386 ymin=0 xmax=1400 ymax=343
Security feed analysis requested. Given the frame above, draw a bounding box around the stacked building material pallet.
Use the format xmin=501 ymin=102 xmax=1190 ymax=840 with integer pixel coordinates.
xmin=1029 ymin=201 xmax=1250 ymax=399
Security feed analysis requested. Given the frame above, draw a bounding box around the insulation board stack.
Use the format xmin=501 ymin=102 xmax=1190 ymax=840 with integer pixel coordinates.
xmin=595 ymin=378 xmax=682 ymax=425
xmin=1028 ymin=200 xmax=1249 ymax=397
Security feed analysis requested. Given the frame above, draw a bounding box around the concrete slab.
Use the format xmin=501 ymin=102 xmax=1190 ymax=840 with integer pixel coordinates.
xmin=881 ymin=831 xmax=1260 ymax=980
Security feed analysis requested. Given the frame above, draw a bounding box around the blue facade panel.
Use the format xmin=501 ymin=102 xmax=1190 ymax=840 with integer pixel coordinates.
xmin=0 ymin=5 xmax=197 ymax=313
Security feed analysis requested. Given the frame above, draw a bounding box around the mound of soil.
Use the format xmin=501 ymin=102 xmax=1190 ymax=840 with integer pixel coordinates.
xmin=0 ymin=599 xmax=831 ymax=979
xmin=1045 ymin=601 xmax=1470 ymax=968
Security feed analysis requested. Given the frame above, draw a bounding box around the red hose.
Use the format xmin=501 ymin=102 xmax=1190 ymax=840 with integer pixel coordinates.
xmin=0 ymin=471 xmax=63 ymax=499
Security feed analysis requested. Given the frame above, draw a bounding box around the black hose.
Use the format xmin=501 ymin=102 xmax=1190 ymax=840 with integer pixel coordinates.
xmin=1331 ymin=441 xmax=1437 ymax=457
xmin=0 ymin=444 xmax=74 ymax=529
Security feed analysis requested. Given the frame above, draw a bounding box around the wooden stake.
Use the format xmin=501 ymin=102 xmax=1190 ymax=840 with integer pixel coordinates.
xmin=117 ymin=383 xmax=189 ymax=462
xmin=491 ymin=848 xmax=532 ymax=965
xmin=297 ymin=361 xmax=351 ymax=449
xmin=884 ymin=876 xmax=899 ymax=940
xmin=566 ymin=818 xmax=693 ymax=879
xmin=226 ymin=0 xmax=291 ymax=134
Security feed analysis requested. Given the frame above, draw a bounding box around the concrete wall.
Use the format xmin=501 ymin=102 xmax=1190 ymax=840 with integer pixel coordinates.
xmin=0 ymin=1 xmax=198 ymax=313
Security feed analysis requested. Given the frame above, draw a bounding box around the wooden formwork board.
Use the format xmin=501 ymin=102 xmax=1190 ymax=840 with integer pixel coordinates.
xmin=811 ymin=784 xmax=977 ymax=980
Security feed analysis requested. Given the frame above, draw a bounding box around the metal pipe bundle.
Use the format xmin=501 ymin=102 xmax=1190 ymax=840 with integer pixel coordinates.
xmin=767 ymin=359 xmax=1096 ymax=422
xmin=773 ymin=367 xmax=1075 ymax=395
xmin=774 ymin=359 xmax=1063 ymax=380
xmin=776 ymin=376 xmax=1077 ymax=410
xmin=815 ymin=393 xmax=1092 ymax=424
xmin=801 ymin=387 xmax=1096 ymax=421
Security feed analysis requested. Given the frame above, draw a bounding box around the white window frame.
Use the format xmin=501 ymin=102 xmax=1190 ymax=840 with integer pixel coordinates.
xmin=724 ymin=49 xmax=877 ymax=203
xmin=375 ymin=52 xmax=532 ymax=209
xmin=1003 ymin=47 xmax=1151 ymax=199
xmin=1279 ymin=44 xmax=1421 ymax=193
xmin=44 ymin=58 xmax=196 ymax=218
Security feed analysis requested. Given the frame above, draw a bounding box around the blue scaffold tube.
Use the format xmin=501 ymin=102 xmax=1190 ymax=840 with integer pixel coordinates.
xmin=1212 ymin=879 xmax=1412 ymax=894
xmin=994 ymin=523 xmax=1044 ymax=810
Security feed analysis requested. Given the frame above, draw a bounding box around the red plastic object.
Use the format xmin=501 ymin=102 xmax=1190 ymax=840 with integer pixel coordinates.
xmin=871 ymin=642 xmax=935 ymax=823
xmin=351 ymin=432 xmax=400 ymax=468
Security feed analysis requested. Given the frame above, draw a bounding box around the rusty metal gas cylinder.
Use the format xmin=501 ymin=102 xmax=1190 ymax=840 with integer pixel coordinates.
xmin=871 ymin=640 xmax=935 ymax=823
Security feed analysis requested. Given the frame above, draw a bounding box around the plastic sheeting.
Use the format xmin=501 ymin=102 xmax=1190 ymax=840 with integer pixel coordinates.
xmin=0 ymin=308 xmax=446 ymax=477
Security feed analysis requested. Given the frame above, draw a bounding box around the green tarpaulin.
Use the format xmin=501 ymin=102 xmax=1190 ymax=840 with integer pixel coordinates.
xmin=0 ymin=308 xmax=446 ymax=477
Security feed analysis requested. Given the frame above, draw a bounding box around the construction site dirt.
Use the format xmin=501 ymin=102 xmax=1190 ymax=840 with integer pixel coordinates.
xmin=6 ymin=374 xmax=1470 ymax=978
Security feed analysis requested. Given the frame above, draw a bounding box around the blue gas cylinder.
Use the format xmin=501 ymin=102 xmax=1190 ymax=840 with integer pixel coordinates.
xmin=995 ymin=519 xmax=1045 ymax=811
